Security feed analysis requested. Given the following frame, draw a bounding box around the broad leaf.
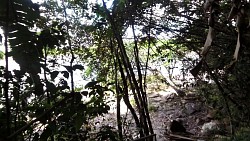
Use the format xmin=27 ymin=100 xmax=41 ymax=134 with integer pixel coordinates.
xmin=40 ymin=126 xmax=52 ymax=141
xmin=51 ymin=71 xmax=59 ymax=80
xmin=81 ymin=91 xmax=88 ymax=96
xmin=85 ymin=81 xmax=98 ymax=88
xmin=63 ymin=65 xmax=72 ymax=72
xmin=74 ymin=113 xmax=85 ymax=131
xmin=61 ymin=71 xmax=69 ymax=79
xmin=73 ymin=64 xmax=84 ymax=70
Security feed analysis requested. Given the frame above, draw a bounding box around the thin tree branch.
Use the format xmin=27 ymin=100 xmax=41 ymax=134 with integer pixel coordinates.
xmin=62 ymin=0 xmax=75 ymax=93
xmin=110 ymin=37 xmax=123 ymax=140
xmin=4 ymin=0 xmax=11 ymax=136
xmin=203 ymin=60 xmax=234 ymax=135
xmin=116 ymin=49 xmax=143 ymax=136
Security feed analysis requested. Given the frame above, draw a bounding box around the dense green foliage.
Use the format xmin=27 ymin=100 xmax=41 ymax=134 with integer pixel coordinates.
xmin=0 ymin=0 xmax=250 ymax=140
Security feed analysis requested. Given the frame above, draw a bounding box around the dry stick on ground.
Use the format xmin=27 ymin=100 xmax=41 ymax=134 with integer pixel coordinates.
xmin=168 ymin=133 xmax=196 ymax=141
xmin=133 ymin=134 xmax=157 ymax=141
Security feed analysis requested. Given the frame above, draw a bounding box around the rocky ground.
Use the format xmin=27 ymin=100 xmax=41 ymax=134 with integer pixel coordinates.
xmin=146 ymin=86 xmax=208 ymax=141
xmin=91 ymin=84 xmax=229 ymax=141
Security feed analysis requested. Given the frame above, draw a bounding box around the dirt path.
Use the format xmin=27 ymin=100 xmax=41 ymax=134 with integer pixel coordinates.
xmin=91 ymin=86 xmax=209 ymax=140
xmin=148 ymin=88 xmax=207 ymax=140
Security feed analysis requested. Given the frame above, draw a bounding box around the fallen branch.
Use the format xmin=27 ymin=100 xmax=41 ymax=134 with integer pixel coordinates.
xmin=133 ymin=134 xmax=157 ymax=141
xmin=168 ymin=133 xmax=196 ymax=141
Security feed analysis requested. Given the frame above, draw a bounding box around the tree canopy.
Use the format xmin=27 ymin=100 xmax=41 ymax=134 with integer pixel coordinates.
xmin=0 ymin=0 xmax=250 ymax=140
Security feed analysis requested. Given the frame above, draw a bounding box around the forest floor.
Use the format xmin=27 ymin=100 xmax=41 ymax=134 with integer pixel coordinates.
xmin=147 ymin=86 xmax=207 ymax=141
xmin=91 ymin=84 xmax=220 ymax=141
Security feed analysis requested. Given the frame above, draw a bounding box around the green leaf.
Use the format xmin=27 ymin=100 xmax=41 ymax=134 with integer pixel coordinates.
xmin=46 ymin=82 xmax=56 ymax=93
xmin=75 ymin=92 xmax=82 ymax=103
xmin=81 ymin=91 xmax=88 ymax=96
xmin=75 ymin=113 xmax=85 ymax=131
xmin=73 ymin=64 xmax=84 ymax=70
xmin=32 ymin=132 xmax=39 ymax=141
xmin=61 ymin=71 xmax=69 ymax=79
xmin=40 ymin=126 xmax=52 ymax=141
xmin=63 ymin=65 xmax=72 ymax=72
xmin=85 ymin=81 xmax=98 ymax=88
xmin=0 ymin=34 xmax=2 ymax=44
xmin=51 ymin=71 xmax=59 ymax=80
xmin=49 ymin=120 xmax=57 ymax=132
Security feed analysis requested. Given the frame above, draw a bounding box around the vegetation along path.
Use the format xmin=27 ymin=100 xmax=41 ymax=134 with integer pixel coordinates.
xmin=1 ymin=0 xmax=250 ymax=140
